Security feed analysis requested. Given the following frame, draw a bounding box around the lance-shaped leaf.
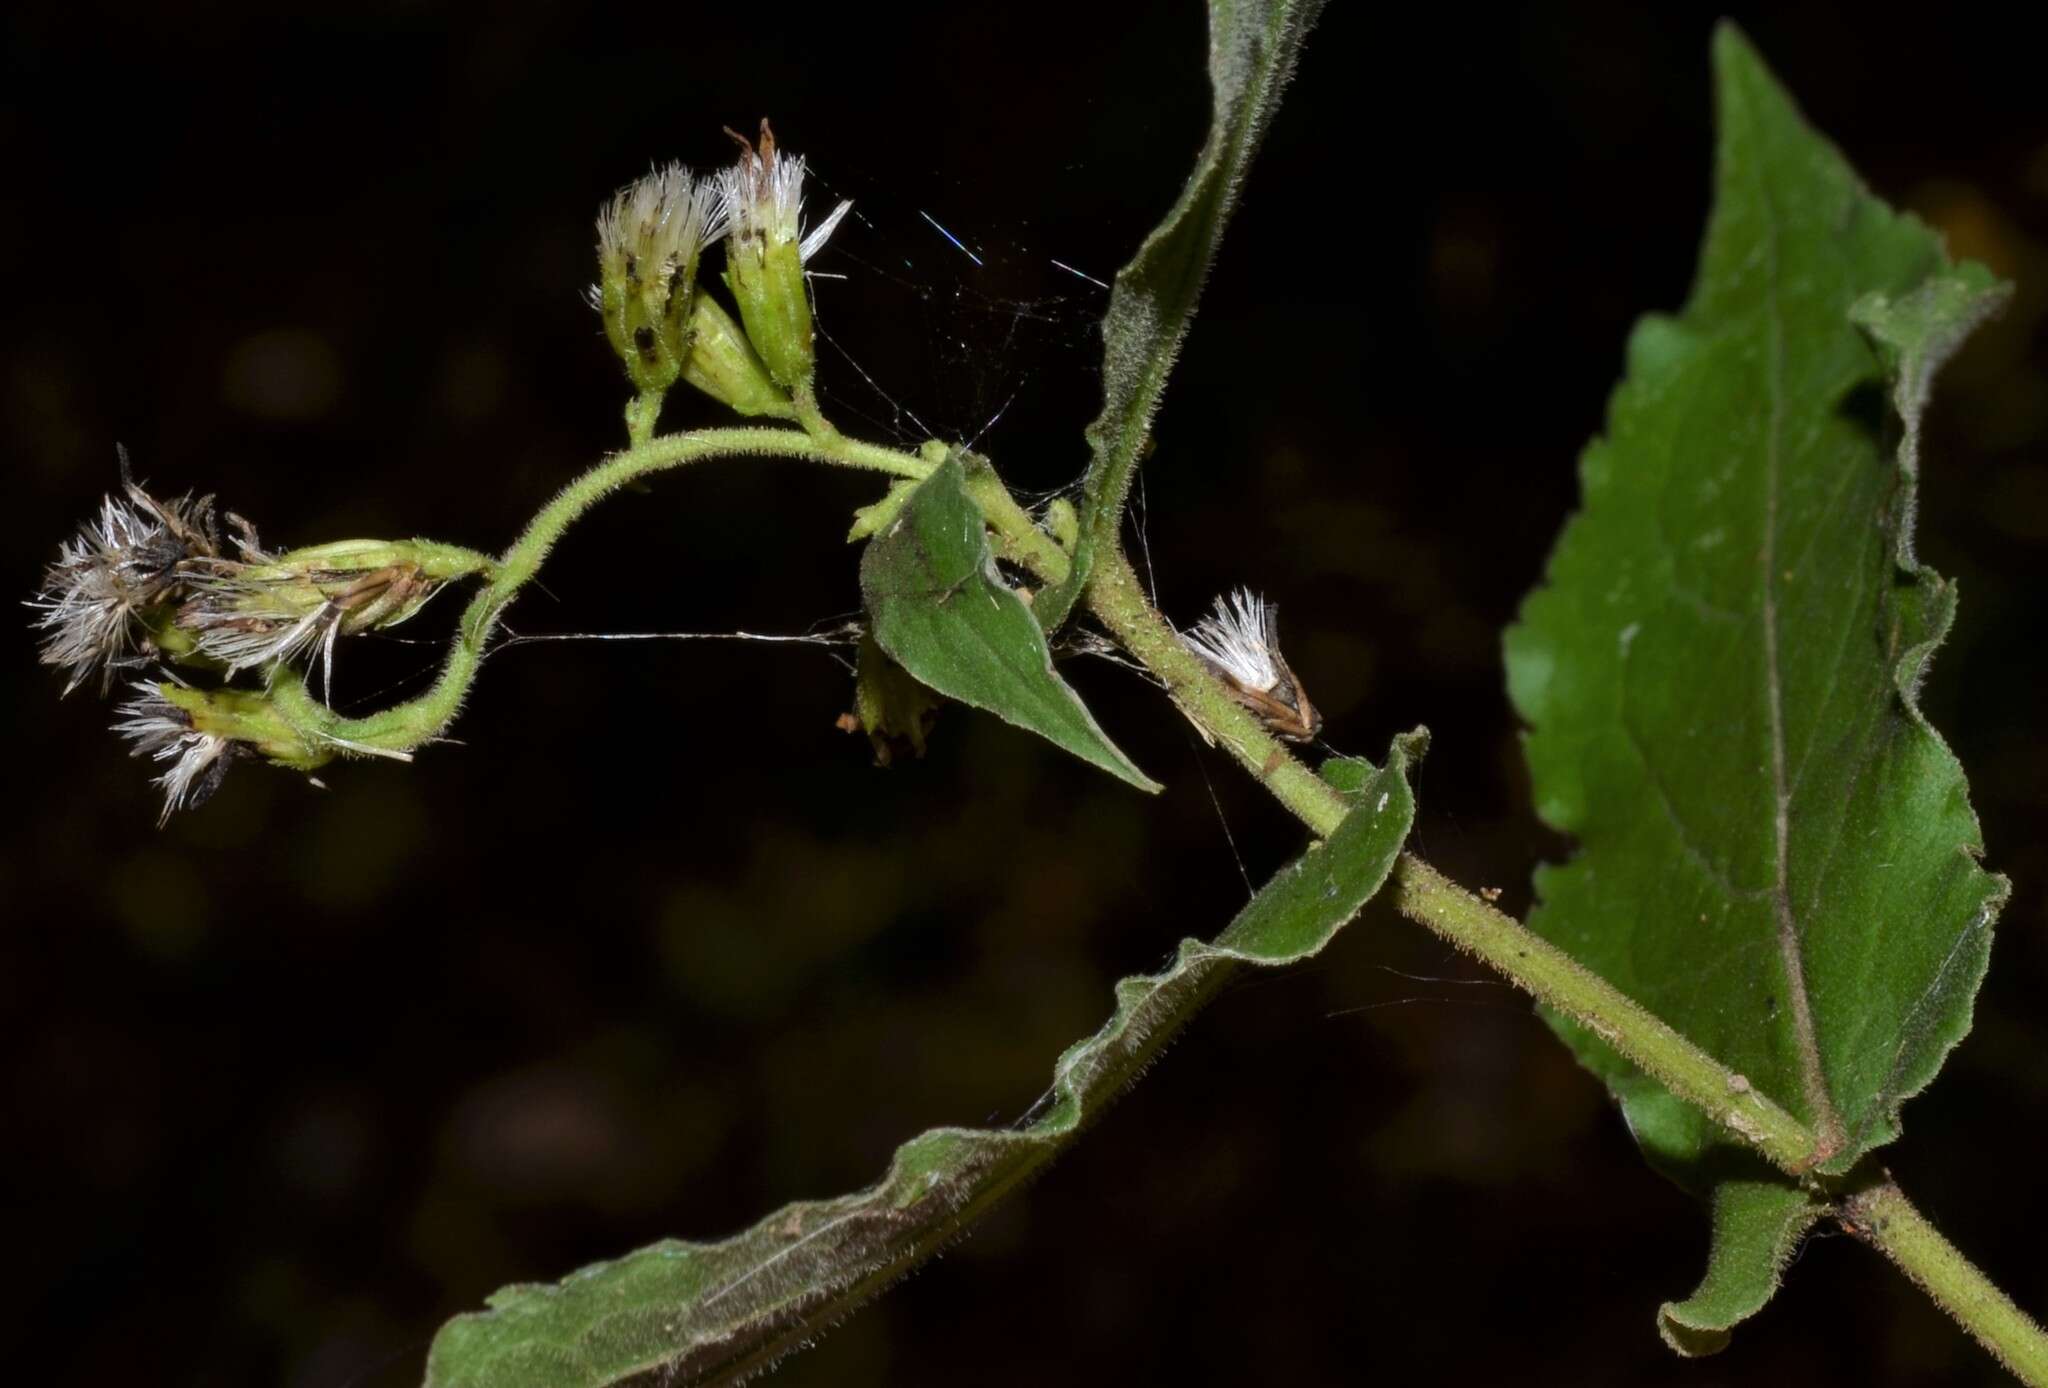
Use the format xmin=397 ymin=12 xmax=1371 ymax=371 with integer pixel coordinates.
xmin=1032 ymin=0 xmax=1326 ymax=631
xmin=422 ymin=734 xmax=1424 ymax=1388
xmin=1503 ymin=24 xmax=2007 ymax=1346
xmin=860 ymin=452 xmax=1158 ymax=791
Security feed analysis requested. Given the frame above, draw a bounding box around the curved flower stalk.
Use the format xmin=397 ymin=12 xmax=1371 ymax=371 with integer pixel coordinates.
xmin=34 ymin=468 xmax=493 ymax=819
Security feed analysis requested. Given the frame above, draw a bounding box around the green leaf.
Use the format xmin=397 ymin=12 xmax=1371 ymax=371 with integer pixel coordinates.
xmin=1658 ymin=1170 xmax=1824 ymax=1357
xmin=845 ymin=478 xmax=918 ymax=543
xmin=422 ymin=734 xmax=1424 ymax=1388
xmin=1032 ymin=0 xmax=1326 ymax=631
xmin=1504 ymin=22 xmax=2007 ymax=1342
xmin=859 ymin=452 xmax=1159 ymax=791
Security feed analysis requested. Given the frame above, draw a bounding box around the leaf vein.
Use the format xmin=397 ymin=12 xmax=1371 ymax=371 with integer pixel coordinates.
xmin=1752 ymin=157 xmax=1843 ymax=1148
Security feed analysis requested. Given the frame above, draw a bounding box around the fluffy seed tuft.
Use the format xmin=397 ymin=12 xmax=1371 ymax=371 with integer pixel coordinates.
xmin=718 ymin=119 xmax=851 ymax=264
xmin=1183 ymin=587 xmax=1283 ymax=691
xmin=114 ymin=681 xmax=237 ymax=826
xmin=1181 ymin=588 xmax=1322 ymax=742
xmin=30 ymin=483 xmax=221 ymax=694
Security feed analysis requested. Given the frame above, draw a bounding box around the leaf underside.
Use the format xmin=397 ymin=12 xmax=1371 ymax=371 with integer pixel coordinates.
xmin=859 ymin=452 xmax=1158 ymax=791
xmin=1033 ymin=0 xmax=1327 ymax=630
xmin=422 ymin=735 xmax=1423 ymax=1388
xmin=1504 ymin=24 xmax=2007 ymax=1348
xmin=1658 ymin=1173 xmax=1823 ymax=1357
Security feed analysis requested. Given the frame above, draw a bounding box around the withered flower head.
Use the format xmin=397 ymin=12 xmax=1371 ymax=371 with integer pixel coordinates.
xmin=114 ymin=680 xmax=240 ymax=826
xmin=31 ymin=481 xmax=223 ymax=694
xmin=1181 ymin=588 xmax=1323 ymax=742
xmin=178 ymin=551 xmax=444 ymax=690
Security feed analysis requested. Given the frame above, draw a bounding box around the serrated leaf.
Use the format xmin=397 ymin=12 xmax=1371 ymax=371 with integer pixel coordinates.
xmin=860 ymin=452 xmax=1158 ymax=791
xmin=1032 ymin=0 xmax=1326 ymax=631
xmin=422 ymin=734 xmax=1424 ymax=1388
xmin=1503 ymin=23 xmax=2007 ymax=1344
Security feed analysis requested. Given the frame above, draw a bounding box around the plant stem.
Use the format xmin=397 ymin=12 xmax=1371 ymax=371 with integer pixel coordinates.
xmin=1842 ymin=1180 xmax=2048 ymax=1384
xmin=286 ymin=426 xmax=934 ymax=754
xmin=1391 ymin=856 xmax=1815 ymax=1169
xmin=625 ymin=389 xmax=665 ymax=448
xmin=1071 ymin=523 xmax=2042 ymax=1373
xmin=1080 ymin=547 xmax=1350 ymax=835
xmin=1072 ymin=546 xmax=1818 ymax=1170
xmin=791 ymin=381 xmax=839 ymax=441
xmin=272 ymin=415 xmax=2031 ymax=1375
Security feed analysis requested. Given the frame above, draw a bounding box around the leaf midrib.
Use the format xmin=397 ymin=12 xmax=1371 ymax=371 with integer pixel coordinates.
xmin=1749 ymin=148 xmax=1844 ymax=1155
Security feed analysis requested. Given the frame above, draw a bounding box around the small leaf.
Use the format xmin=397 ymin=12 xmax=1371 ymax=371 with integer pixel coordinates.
xmin=1504 ymin=23 xmax=2007 ymax=1345
xmin=859 ymin=453 xmax=1158 ymax=791
xmin=422 ymin=734 xmax=1425 ymax=1388
xmin=1658 ymin=1171 xmax=1824 ymax=1357
xmin=845 ymin=478 xmax=919 ymax=542
xmin=1032 ymin=0 xmax=1326 ymax=631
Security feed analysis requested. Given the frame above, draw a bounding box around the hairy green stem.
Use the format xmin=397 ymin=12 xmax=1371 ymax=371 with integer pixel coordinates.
xmin=266 ymin=420 xmax=2031 ymax=1374
xmin=283 ymin=426 xmax=933 ymax=753
xmin=1392 ymin=856 xmax=1815 ymax=1169
xmin=1071 ymin=527 xmax=2040 ymax=1374
xmin=792 ymin=381 xmax=840 ymax=442
xmin=624 ymin=389 xmax=665 ymax=448
xmin=1073 ymin=545 xmax=1818 ymax=1169
xmin=1843 ymin=1181 xmax=2048 ymax=1383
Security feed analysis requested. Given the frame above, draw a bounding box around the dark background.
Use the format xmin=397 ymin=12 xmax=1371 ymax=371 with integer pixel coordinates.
xmin=8 ymin=2 xmax=2047 ymax=1384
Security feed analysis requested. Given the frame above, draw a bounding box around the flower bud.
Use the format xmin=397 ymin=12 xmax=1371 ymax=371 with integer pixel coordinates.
xmin=679 ymin=294 xmax=797 ymax=419
xmin=717 ymin=120 xmax=852 ymax=393
xmin=592 ymin=164 xmax=728 ymax=397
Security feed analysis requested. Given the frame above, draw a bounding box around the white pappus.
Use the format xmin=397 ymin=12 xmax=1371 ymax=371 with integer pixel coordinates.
xmin=113 ymin=681 xmax=237 ymax=826
xmin=1180 ymin=587 xmax=1323 ymax=742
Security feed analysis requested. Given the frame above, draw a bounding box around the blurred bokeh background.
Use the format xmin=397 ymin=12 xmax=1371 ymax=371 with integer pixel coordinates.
xmin=7 ymin=2 xmax=2046 ymax=1383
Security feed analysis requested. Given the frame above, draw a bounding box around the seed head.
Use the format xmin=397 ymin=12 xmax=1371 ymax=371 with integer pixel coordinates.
xmin=1184 ymin=588 xmax=1283 ymax=690
xmin=1181 ymin=588 xmax=1322 ymax=742
xmin=114 ymin=681 xmax=238 ymax=825
xmin=31 ymin=482 xmax=222 ymax=694
xmin=178 ymin=546 xmax=451 ymax=689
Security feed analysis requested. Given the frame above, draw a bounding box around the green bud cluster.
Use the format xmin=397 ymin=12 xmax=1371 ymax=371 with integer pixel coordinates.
xmin=592 ymin=120 xmax=851 ymax=425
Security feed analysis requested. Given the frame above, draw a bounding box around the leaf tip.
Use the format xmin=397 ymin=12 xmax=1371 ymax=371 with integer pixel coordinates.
xmin=1656 ymin=1305 xmax=1734 ymax=1359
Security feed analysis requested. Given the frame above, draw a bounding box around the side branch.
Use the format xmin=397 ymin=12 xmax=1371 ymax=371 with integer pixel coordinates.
xmin=1843 ymin=1180 xmax=2048 ymax=1382
xmin=286 ymin=426 xmax=935 ymax=754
